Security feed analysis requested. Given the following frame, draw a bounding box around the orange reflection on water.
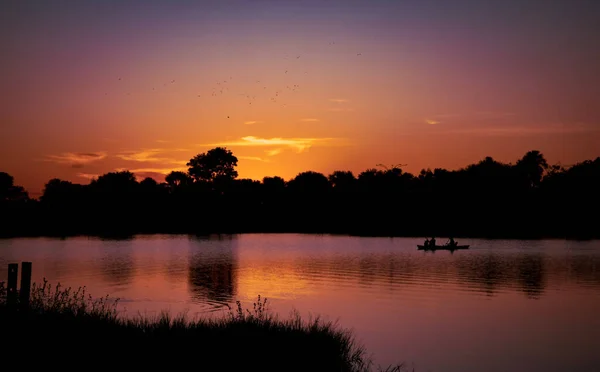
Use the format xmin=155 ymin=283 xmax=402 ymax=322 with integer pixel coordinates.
xmin=1 ymin=235 xmax=600 ymax=371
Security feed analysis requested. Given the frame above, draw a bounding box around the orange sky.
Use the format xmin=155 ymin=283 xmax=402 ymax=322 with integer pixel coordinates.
xmin=1 ymin=1 xmax=599 ymax=196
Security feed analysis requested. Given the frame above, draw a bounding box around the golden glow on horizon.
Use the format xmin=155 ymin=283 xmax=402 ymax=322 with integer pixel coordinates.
xmin=199 ymin=136 xmax=349 ymax=154
xmin=2 ymin=1 xmax=599 ymax=195
xmin=115 ymin=149 xmax=189 ymax=164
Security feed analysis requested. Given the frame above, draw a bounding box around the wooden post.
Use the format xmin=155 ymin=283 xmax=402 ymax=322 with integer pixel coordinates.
xmin=7 ymin=263 xmax=18 ymax=308
xmin=20 ymin=262 xmax=32 ymax=309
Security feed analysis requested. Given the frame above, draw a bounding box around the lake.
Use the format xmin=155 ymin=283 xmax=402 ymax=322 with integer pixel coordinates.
xmin=1 ymin=234 xmax=599 ymax=371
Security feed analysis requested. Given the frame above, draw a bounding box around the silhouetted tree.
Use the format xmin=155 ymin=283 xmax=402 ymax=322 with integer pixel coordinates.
xmin=262 ymin=176 xmax=285 ymax=191
xmin=357 ymin=168 xmax=384 ymax=189
xmin=328 ymin=171 xmax=356 ymax=190
xmin=187 ymin=147 xmax=238 ymax=182
xmin=515 ymin=150 xmax=548 ymax=189
xmin=140 ymin=177 xmax=158 ymax=188
xmin=0 ymin=172 xmax=28 ymax=202
xmin=2 ymin=150 xmax=600 ymax=239
xmin=41 ymin=179 xmax=77 ymax=203
xmin=0 ymin=172 xmax=13 ymax=194
xmin=92 ymin=171 xmax=138 ymax=191
xmin=165 ymin=171 xmax=193 ymax=187
xmin=287 ymin=171 xmax=330 ymax=194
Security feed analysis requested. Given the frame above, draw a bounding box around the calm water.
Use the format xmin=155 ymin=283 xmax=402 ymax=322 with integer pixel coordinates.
xmin=1 ymin=235 xmax=599 ymax=371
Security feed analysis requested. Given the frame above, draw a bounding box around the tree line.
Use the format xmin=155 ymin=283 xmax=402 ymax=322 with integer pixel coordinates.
xmin=1 ymin=148 xmax=599 ymax=238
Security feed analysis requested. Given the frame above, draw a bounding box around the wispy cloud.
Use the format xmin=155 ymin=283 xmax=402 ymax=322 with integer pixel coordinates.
xmin=328 ymin=107 xmax=354 ymax=112
xmin=244 ymin=120 xmax=262 ymax=125
xmin=199 ymin=136 xmax=347 ymax=153
xmin=265 ymin=148 xmax=282 ymax=156
xmin=425 ymin=119 xmax=440 ymax=125
xmin=329 ymin=98 xmax=348 ymax=103
xmin=155 ymin=140 xmax=171 ymax=143
xmin=115 ymin=149 xmax=187 ymax=164
xmin=76 ymin=173 xmax=99 ymax=180
xmin=238 ymin=156 xmax=269 ymax=162
xmin=45 ymin=152 xmax=107 ymax=166
xmin=299 ymin=118 xmax=319 ymax=122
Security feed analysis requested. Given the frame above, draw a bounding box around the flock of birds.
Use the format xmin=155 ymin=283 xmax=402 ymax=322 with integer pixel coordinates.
xmin=113 ymin=42 xmax=363 ymax=120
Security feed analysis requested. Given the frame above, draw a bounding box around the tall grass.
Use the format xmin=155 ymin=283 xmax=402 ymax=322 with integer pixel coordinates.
xmin=0 ymin=279 xmax=408 ymax=372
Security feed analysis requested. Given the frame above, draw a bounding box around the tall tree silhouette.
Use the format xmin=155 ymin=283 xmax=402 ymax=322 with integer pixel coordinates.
xmin=187 ymin=147 xmax=238 ymax=182
xmin=516 ymin=150 xmax=548 ymax=189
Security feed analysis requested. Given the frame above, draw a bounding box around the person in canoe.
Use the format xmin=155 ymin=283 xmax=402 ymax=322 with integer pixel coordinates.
xmin=446 ymin=237 xmax=456 ymax=247
xmin=424 ymin=238 xmax=430 ymax=247
xmin=430 ymin=237 xmax=436 ymax=247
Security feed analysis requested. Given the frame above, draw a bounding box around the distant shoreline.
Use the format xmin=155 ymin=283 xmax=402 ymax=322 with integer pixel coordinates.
xmin=1 ymin=229 xmax=595 ymax=240
xmin=3 ymin=150 xmax=598 ymax=241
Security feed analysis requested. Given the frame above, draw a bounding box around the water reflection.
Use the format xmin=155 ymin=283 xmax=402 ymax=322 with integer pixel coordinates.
xmin=1 ymin=236 xmax=599 ymax=372
xmin=99 ymin=242 xmax=135 ymax=286
xmin=1 ymin=237 xmax=599 ymax=302
xmin=288 ymin=251 xmax=600 ymax=299
xmin=187 ymin=235 xmax=238 ymax=304
xmin=517 ymin=254 xmax=545 ymax=299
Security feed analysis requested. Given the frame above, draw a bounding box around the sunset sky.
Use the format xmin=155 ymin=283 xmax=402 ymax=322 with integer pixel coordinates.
xmin=2 ymin=0 xmax=599 ymax=196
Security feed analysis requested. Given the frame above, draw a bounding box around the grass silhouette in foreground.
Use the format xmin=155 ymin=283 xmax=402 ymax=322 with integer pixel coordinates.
xmin=0 ymin=280 xmax=408 ymax=372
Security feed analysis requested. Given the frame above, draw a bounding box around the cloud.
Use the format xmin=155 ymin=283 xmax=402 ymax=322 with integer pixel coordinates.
xmin=45 ymin=152 xmax=107 ymax=166
xmin=238 ymin=156 xmax=269 ymax=162
xmin=244 ymin=121 xmax=262 ymax=125
xmin=199 ymin=136 xmax=346 ymax=153
xmin=115 ymin=149 xmax=187 ymax=164
xmin=77 ymin=173 xmax=99 ymax=180
xmin=329 ymin=98 xmax=348 ymax=103
xmin=327 ymin=108 xmax=354 ymax=112
xmin=425 ymin=119 xmax=441 ymax=125
xmin=155 ymin=140 xmax=171 ymax=143
xmin=265 ymin=148 xmax=282 ymax=156
xmin=299 ymin=118 xmax=319 ymax=122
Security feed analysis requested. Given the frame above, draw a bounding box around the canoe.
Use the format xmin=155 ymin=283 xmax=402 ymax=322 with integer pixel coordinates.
xmin=417 ymin=245 xmax=469 ymax=251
